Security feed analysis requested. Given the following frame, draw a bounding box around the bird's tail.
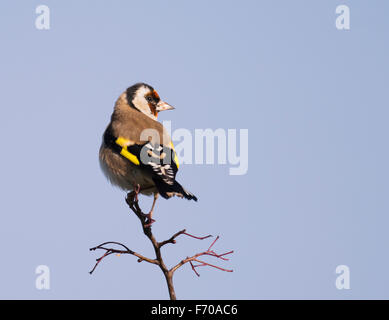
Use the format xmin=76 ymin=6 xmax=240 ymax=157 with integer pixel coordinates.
xmin=153 ymin=179 xmax=198 ymax=201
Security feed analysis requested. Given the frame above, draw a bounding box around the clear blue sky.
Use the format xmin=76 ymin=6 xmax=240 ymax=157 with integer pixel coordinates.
xmin=0 ymin=1 xmax=388 ymax=299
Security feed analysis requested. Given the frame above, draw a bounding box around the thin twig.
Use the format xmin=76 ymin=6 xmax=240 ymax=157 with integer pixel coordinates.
xmin=89 ymin=241 xmax=159 ymax=274
xmin=170 ymin=236 xmax=234 ymax=276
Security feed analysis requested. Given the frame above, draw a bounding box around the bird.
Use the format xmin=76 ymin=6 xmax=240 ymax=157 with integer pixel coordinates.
xmin=99 ymin=83 xmax=197 ymax=226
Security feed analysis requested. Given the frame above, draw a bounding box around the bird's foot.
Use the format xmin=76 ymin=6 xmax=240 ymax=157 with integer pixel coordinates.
xmin=126 ymin=192 xmax=136 ymax=206
xmin=126 ymin=184 xmax=141 ymax=205
xmin=134 ymin=184 xmax=141 ymax=202
xmin=126 ymin=185 xmax=156 ymax=228
xmin=141 ymin=212 xmax=156 ymax=228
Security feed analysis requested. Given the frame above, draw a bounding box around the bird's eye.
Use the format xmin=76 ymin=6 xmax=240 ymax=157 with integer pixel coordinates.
xmin=146 ymin=96 xmax=153 ymax=102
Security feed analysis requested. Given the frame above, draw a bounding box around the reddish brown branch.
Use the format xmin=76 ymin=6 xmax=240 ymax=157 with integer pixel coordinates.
xmin=89 ymin=191 xmax=233 ymax=299
xmin=182 ymin=232 xmax=212 ymax=240
xmin=170 ymin=235 xmax=234 ymax=277
xmin=189 ymin=260 xmax=200 ymax=277
xmin=89 ymin=241 xmax=158 ymax=274
xmin=192 ymin=259 xmax=233 ymax=273
xmin=158 ymin=229 xmax=187 ymax=247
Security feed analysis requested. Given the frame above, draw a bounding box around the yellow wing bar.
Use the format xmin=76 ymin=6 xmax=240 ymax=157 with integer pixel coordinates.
xmin=115 ymin=137 xmax=140 ymax=166
xmin=170 ymin=142 xmax=179 ymax=169
xmin=115 ymin=136 xmax=179 ymax=169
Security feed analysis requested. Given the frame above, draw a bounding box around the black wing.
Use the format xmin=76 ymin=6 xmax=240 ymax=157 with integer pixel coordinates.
xmin=129 ymin=142 xmax=197 ymax=200
xmin=128 ymin=141 xmax=178 ymax=186
xmin=103 ymin=129 xmax=196 ymax=200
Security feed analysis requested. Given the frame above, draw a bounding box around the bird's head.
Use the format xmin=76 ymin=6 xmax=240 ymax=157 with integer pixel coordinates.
xmin=126 ymin=83 xmax=174 ymax=120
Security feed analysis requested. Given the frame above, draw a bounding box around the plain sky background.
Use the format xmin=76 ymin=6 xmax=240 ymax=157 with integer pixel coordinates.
xmin=0 ymin=1 xmax=388 ymax=299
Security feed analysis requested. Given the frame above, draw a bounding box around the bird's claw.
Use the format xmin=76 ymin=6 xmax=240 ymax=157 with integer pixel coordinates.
xmin=133 ymin=184 xmax=141 ymax=202
xmin=126 ymin=185 xmax=157 ymax=228
xmin=144 ymin=218 xmax=156 ymax=228
xmin=141 ymin=212 xmax=155 ymax=228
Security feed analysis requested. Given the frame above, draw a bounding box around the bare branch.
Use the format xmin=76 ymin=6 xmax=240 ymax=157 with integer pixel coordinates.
xmin=158 ymin=229 xmax=212 ymax=247
xmin=158 ymin=229 xmax=187 ymax=247
xmin=182 ymin=232 xmax=213 ymax=241
xmin=89 ymin=189 xmax=233 ymax=299
xmin=170 ymin=236 xmax=234 ymax=276
xmin=89 ymin=241 xmax=158 ymax=274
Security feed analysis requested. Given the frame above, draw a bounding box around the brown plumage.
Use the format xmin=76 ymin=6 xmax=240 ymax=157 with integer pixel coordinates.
xmin=99 ymin=83 xmax=197 ymax=224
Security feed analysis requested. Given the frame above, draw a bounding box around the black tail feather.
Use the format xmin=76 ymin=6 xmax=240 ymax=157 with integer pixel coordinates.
xmin=153 ymin=179 xmax=198 ymax=201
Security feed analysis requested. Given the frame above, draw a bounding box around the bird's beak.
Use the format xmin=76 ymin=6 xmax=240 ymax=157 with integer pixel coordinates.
xmin=156 ymin=101 xmax=175 ymax=112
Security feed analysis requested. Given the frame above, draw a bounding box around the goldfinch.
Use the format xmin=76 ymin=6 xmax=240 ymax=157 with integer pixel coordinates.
xmin=99 ymin=83 xmax=197 ymax=225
